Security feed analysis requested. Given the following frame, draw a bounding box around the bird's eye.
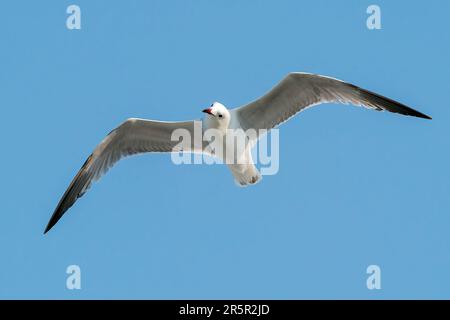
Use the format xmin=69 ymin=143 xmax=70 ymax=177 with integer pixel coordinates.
xmin=218 ymin=114 xmax=223 ymax=118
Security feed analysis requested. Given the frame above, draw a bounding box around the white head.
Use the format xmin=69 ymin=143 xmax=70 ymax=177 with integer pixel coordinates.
xmin=202 ymin=102 xmax=231 ymax=130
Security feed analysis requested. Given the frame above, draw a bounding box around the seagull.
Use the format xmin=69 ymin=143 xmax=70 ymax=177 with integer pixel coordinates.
xmin=44 ymin=72 xmax=431 ymax=233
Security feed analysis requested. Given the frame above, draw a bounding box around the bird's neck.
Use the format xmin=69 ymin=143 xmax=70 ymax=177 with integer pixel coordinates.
xmin=203 ymin=118 xmax=229 ymax=134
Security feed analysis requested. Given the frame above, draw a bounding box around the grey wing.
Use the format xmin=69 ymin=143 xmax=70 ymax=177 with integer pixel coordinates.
xmin=45 ymin=118 xmax=201 ymax=233
xmin=235 ymin=72 xmax=431 ymax=133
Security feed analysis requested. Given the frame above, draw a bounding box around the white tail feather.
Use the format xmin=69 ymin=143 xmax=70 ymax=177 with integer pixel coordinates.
xmin=227 ymin=163 xmax=262 ymax=187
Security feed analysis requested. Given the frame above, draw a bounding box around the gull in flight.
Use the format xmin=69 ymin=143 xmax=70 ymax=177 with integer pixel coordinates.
xmin=44 ymin=72 xmax=431 ymax=233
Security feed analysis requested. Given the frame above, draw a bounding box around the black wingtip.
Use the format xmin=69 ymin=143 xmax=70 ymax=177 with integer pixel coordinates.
xmin=406 ymin=108 xmax=432 ymax=120
xmin=44 ymin=203 xmax=70 ymax=235
xmin=44 ymin=198 xmax=71 ymax=235
xmin=355 ymin=86 xmax=432 ymax=121
xmin=44 ymin=155 xmax=94 ymax=235
xmin=44 ymin=217 xmax=57 ymax=234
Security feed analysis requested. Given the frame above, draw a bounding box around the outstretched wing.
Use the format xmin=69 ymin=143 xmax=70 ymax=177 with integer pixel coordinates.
xmin=45 ymin=118 xmax=201 ymax=233
xmin=236 ymin=73 xmax=431 ymax=133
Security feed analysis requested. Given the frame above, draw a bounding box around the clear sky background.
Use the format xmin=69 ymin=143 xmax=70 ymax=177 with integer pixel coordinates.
xmin=0 ymin=0 xmax=449 ymax=299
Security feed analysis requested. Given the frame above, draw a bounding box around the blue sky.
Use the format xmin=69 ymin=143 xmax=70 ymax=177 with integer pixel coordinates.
xmin=0 ymin=0 xmax=449 ymax=299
